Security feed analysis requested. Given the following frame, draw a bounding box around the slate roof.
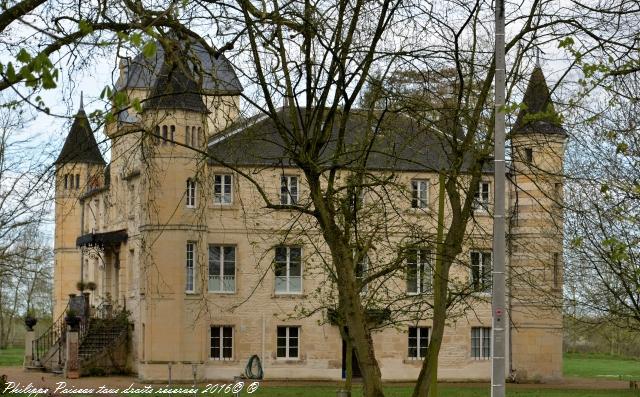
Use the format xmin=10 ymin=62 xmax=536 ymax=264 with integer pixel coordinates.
xmin=513 ymin=66 xmax=567 ymax=136
xmin=117 ymin=40 xmax=243 ymax=95
xmin=55 ymin=106 xmax=105 ymax=165
xmin=143 ymin=57 xmax=208 ymax=113
xmin=208 ymin=108 xmax=492 ymax=173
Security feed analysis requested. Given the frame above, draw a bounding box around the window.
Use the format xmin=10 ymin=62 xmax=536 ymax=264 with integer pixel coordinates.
xmin=470 ymin=251 xmax=492 ymax=292
xmin=276 ymin=326 xmax=299 ymax=359
xmin=154 ymin=126 xmax=160 ymax=144
xmin=408 ymin=327 xmax=429 ymax=359
xmin=525 ymin=147 xmax=533 ymax=163
xmin=208 ymin=245 xmax=236 ymax=293
xmin=275 ymin=246 xmax=302 ymax=294
xmin=355 ymin=254 xmax=368 ymax=293
xmin=186 ymin=179 xmax=197 ymax=208
xmin=280 ymin=175 xmax=299 ymax=205
xmin=214 ymin=174 xmax=233 ymax=204
xmin=471 ymin=327 xmax=491 ymax=359
xmin=210 ymin=326 xmax=233 ymax=360
xmin=75 ymin=174 xmax=80 ymax=190
xmin=411 ymin=180 xmax=428 ymax=208
xmin=162 ymin=125 xmax=168 ymax=144
xmin=407 ymin=249 xmax=432 ymax=294
xmin=473 ymin=182 xmax=490 ymax=211
xmin=170 ymin=125 xmax=175 ymax=144
xmin=64 ymin=174 xmax=68 ymax=189
xmin=186 ymin=242 xmax=196 ymax=293
xmin=553 ymin=252 xmax=561 ymax=289
xmin=186 ymin=126 xmax=199 ymax=147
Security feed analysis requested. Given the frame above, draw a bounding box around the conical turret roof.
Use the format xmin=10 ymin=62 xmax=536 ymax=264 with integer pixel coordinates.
xmin=513 ymin=66 xmax=567 ymax=136
xmin=143 ymin=54 xmax=209 ymax=113
xmin=55 ymin=99 xmax=106 ymax=165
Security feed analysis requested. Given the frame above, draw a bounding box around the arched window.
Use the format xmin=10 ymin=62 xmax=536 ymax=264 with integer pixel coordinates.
xmin=154 ymin=126 xmax=160 ymax=145
xmin=185 ymin=126 xmax=191 ymax=146
xmin=162 ymin=125 xmax=168 ymax=144
xmin=170 ymin=125 xmax=175 ymax=144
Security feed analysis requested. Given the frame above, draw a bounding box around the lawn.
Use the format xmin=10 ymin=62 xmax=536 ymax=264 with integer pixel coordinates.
xmin=564 ymin=352 xmax=640 ymax=380
xmin=0 ymin=347 xmax=23 ymax=366
xmin=246 ymin=385 xmax=640 ymax=397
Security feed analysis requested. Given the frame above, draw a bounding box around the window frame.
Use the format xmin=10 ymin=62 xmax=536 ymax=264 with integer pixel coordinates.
xmin=406 ymin=249 xmax=432 ymax=295
xmin=276 ymin=326 xmax=300 ymax=359
xmin=274 ymin=246 xmax=302 ymax=294
xmin=280 ymin=175 xmax=299 ymax=205
xmin=408 ymin=326 xmax=430 ymax=360
xmin=208 ymin=245 xmax=236 ymax=293
xmin=470 ymin=251 xmax=492 ymax=293
xmin=185 ymin=242 xmax=196 ymax=293
xmin=471 ymin=327 xmax=491 ymax=360
xmin=214 ymin=174 xmax=233 ymax=205
xmin=472 ymin=181 xmax=490 ymax=212
xmin=186 ymin=178 xmax=197 ymax=208
xmin=210 ymin=325 xmax=233 ymax=361
xmin=411 ymin=179 xmax=429 ymax=209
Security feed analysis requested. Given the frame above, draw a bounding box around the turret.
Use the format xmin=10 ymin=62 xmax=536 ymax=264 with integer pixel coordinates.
xmin=53 ymin=96 xmax=106 ymax=317
xmin=511 ymin=66 xmax=567 ymax=177
xmin=508 ymin=66 xmax=566 ymax=381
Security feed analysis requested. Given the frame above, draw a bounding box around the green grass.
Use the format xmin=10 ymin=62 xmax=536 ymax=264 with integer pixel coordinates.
xmin=0 ymin=347 xmax=24 ymax=366
xmin=564 ymin=352 xmax=640 ymax=380
xmin=245 ymin=385 xmax=639 ymax=397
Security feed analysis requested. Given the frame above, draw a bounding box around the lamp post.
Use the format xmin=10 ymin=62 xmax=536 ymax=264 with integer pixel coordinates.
xmin=492 ymin=0 xmax=506 ymax=396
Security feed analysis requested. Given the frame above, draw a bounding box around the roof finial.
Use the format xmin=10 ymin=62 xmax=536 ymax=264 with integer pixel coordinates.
xmin=79 ymin=91 xmax=84 ymax=111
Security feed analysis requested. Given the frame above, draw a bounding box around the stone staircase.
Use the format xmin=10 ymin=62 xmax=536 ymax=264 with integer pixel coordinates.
xmin=78 ymin=314 xmax=130 ymax=375
xmin=29 ymin=307 xmax=130 ymax=376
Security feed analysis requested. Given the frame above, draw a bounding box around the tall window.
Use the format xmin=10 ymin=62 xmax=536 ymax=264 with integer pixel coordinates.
xmin=210 ymin=326 xmax=233 ymax=360
xmin=275 ymin=246 xmax=302 ymax=294
xmin=214 ymin=174 xmax=233 ymax=204
xmin=64 ymin=174 xmax=69 ymax=189
xmin=186 ymin=179 xmax=197 ymax=208
xmin=170 ymin=125 xmax=175 ymax=144
xmin=473 ymin=182 xmax=490 ymax=211
xmin=355 ymin=254 xmax=368 ymax=293
xmin=154 ymin=126 xmax=160 ymax=144
xmin=524 ymin=147 xmax=533 ymax=163
xmin=162 ymin=125 xmax=168 ymax=144
xmin=407 ymin=249 xmax=432 ymax=294
xmin=471 ymin=327 xmax=491 ymax=359
xmin=276 ymin=326 xmax=299 ymax=359
xmin=208 ymin=245 xmax=236 ymax=293
xmin=186 ymin=242 xmax=196 ymax=293
xmin=411 ymin=180 xmax=428 ymax=208
xmin=186 ymin=126 xmax=199 ymax=147
xmin=280 ymin=175 xmax=299 ymax=205
xmin=75 ymin=174 xmax=80 ymax=190
xmin=553 ymin=252 xmax=561 ymax=289
xmin=470 ymin=251 xmax=492 ymax=292
xmin=408 ymin=327 xmax=429 ymax=359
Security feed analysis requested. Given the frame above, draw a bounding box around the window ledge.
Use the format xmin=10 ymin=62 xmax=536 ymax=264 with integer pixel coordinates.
xmin=208 ymin=359 xmax=239 ymax=364
xmin=403 ymin=358 xmax=425 ymax=364
xmin=208 ymin=291 xmax=237 ymax=295
xmin=272 ymin=293 xmax=306 ymax=299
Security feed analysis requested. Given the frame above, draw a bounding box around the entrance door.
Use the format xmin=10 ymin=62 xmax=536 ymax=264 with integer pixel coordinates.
xmin=341 ymin=331 xmax=362 ymax=379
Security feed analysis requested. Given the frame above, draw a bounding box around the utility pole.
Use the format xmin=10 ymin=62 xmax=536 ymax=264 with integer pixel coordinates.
xmin=492 ymin=0 xmax=506 ymax=396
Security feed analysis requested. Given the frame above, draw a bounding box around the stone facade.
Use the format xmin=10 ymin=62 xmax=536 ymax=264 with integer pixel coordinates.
xmin=52 ymin=48 xmax=565 ymax=382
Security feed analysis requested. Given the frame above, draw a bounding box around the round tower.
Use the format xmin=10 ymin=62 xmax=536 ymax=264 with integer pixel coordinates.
xmin=53 ymin=96 xmax=106 ymax=318
xmin=508 ymin=66 xmax=567 ymax=381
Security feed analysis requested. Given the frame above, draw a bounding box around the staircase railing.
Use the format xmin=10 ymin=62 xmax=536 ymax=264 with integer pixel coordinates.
xmin=80 ymin=311 xmax=129 ymax=368
xmin=32 ymin=302 xmax=69 ymax=367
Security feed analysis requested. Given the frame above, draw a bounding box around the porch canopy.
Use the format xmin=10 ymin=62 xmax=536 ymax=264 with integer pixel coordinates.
xmin=76 ymin=229 xmax=128 ymax=249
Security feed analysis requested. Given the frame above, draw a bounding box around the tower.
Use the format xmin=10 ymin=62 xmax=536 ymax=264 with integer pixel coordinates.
xmin=508 ymin=66 xmax=567 ymax=380
xmin=53 ymin=96 xmax=106 ymax=318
